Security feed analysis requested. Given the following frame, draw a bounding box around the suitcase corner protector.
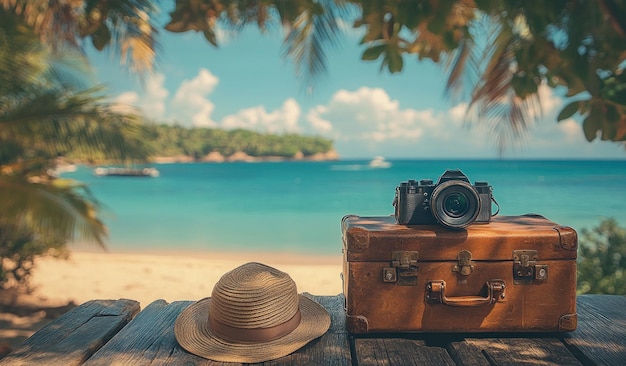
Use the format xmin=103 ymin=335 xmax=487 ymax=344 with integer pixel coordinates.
xmin=346 ymin=314 xmax=369 ymax=334
xmin=559 ymin=312 xmax=578 ymax=331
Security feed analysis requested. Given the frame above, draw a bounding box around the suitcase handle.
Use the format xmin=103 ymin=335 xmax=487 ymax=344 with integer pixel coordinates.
xmin=425 ymin=280 xmax=506 ymax=307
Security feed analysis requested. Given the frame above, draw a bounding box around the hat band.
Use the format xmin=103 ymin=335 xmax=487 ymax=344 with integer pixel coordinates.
xmin=208 ymin=309 xmax=302 ymax=344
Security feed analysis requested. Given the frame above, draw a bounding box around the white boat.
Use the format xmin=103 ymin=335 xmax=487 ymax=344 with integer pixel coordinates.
xmin=94 ymin=167 xmax=159 ymax=177
xmin=369 ymin=156 xmax=391 ymax=168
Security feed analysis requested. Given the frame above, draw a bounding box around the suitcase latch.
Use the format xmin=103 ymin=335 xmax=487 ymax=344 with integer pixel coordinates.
xmin=383 ymin=251 xmax=418 ymax=286
xmin=513 ymin=250 xmax=548 ymax=284
xmin=452 ymin=250 xmax=474 ymax=276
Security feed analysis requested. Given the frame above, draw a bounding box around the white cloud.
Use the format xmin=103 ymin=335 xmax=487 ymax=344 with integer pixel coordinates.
xmin=172 ymin=69 xmax=219 ymax=127
xmin=449 ymin=103 xmax=469 ymax=124
xmin=113 ymin=69 xmax=305 ymax=132
xmin=110 ymin=74 xmax=168 ymax=120
xmin=111 ymin=92 xmax=140 ymax=114
xmin=306 ymin=106 xmax=333 ymax=134
xmin=110 ymin=68 xmax=623 ymax=159
xmin=140 ymin=73 xmax=169 ymax=119
xmin=221 ymin=98 xmax=302 ymax=133
xmin=301 ymin=86 xmax=602 ymax=158
xmin=306 ymin=87 xmax=443 ymax=142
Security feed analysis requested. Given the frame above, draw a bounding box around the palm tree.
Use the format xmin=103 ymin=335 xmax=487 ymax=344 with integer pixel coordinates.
xmin=0 ymin=8 xmax=149 ymax=285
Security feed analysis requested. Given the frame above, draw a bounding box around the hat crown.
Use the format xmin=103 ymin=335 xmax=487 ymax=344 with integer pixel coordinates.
xmin=209 ymin=262 xmax=299 ymax=329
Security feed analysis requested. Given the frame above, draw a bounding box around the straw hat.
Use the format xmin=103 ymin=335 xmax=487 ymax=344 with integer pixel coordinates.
xmin=174 ymin=262 xmax=331 ymax=362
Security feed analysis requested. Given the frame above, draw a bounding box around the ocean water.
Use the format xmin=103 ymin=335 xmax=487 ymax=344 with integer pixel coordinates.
xmin=63 ymin=160 xmax=626 ymax=255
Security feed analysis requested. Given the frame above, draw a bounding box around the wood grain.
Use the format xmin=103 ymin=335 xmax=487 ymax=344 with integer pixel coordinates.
xmin=353 ymin=338 xmax=455 ymax=366
xmin=563 ymin=294 xmax=626 ymax=366
xmin=84 ymin=294 xmax=351 ymax=365
xmin=448 ymin=337 xmax=583 ymax=366
xmin=0 ymin=299 xmax=139 ymax=366
xmin=3 ymin=294 xmax=626 ymax=365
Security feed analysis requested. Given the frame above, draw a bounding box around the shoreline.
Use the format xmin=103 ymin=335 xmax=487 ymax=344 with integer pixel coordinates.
xmin=0 ymin=249 xmax=343 ymax=355
xmin=29 ymin=249 xmax=344 ymax=308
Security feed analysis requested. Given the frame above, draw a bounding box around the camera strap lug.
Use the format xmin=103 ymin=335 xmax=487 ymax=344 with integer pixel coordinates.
xmin=491 ymin=196 xmax=500 ymax=216
xmin=383 ymin=251 xmax=419 ymax=286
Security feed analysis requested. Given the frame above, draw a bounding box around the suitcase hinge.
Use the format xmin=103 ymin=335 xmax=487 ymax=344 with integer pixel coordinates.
xmin=383 ymin=251 xmax=418 ymax=286
xmin=452 ymin=250 xmax=474 ymax=276
xmin=513 ymin=250 xmax=548 ymax=284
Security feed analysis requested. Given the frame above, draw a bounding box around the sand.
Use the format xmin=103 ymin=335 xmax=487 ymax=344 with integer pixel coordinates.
xmin=0 ymin=250 xmax=344 ymax=355
xmin=29 ymin=250 xmax=344 ymax=305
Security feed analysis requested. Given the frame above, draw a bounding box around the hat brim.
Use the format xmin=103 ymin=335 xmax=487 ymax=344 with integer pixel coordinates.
xmin=174 ymin=295 xmax=331 ymax=363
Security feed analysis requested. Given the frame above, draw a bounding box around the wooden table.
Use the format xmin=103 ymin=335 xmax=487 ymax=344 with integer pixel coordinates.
xmin=1 ymin=294 xmax=625 ymax=365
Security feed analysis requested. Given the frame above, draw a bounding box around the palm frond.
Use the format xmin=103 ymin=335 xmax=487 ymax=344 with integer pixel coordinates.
xmin=0 ymin=10 xmax=50 ymax=96
xmin=443 ymin=38 xmax=475 ymax=102
xmin=459 ymin=18 xmax=542 ymax=153
xmin=1 ymin=0 xmax=158 ymax=72
xmin=0 ymin=176 xmax=107 ymax=247
xmin=0 ymin=86 xmax=149 ymax=163
xmin=282 ymin=0 xmax=351 ymax=90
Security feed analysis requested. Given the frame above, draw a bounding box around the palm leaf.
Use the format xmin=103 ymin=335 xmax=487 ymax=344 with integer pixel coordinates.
xmin=0 ymin=176 xmax=107 ymax=247
xmin=1 ymin=86 xmax=149 ymax=163
xmin=456 ymin=16 xmax=542 ymax=152
xmin=282 ymin=0 xmax=351 ymax=90
xmin=1 ymin=0 xmax=158 ymax=72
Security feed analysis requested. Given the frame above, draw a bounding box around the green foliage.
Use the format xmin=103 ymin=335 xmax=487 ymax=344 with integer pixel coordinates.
xmin=142 ymin=123 xmax=334 ymax=159
xmin=577 ymin=219 xmax=626 ymax=295
xmin=0 ymin=6 xmax=152 ymax=288
xmin=0 ymin=223 xmax=68 ymax=288
xmin=158 ymin=0 xmax=626 ymax=150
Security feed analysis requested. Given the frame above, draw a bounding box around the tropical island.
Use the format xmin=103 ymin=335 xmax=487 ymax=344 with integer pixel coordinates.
xmin=66 ymin=124 xmax=339 ymax=164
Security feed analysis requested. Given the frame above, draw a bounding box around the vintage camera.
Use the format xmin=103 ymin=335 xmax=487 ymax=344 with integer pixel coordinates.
xmin=393 ymin=169 xmax=497 ymax=229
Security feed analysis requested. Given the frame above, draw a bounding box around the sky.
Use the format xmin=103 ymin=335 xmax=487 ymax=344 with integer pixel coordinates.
xmin=86 ymin=7 xmax=626 ymax=160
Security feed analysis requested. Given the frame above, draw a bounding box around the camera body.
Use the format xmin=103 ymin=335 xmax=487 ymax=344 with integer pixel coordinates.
xmin=394 ymin=169 xmax=494 ymax=229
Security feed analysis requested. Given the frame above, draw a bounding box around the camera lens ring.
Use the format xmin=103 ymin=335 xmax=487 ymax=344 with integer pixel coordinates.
xmin=430 ymin=180 xmax=480 ymax=229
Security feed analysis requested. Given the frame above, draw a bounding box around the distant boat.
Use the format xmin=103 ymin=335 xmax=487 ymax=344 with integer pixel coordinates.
xmin=369 ymin=156 xmax=391 ymax=169
xmin=94 ymin=167 xmax=159 ymax=177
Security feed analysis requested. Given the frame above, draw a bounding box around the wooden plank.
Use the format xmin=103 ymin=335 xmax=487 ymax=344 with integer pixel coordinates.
xmin=447 ymin=337 xmax=582 ymax=366
xmin=353 ymin=338 xmax=455 ymax=366
xmin=265 ymin=294 xmax=351 ymax=366
xmin=82 ymin=300 xmax=203 ymax=366
xmin=563 ymin=294 xmax=626 ymax=366
xmin=0 ymin=299 xmax=139 ymax=366
xmin=83 ymin=294 xmax=351 ymax=365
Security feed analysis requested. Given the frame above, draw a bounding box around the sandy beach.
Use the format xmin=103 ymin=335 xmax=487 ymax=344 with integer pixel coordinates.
xmin=0 ymin=250 xmax=344 ymax=355
xmin=30 ymin=250 xmax=344 ymax=305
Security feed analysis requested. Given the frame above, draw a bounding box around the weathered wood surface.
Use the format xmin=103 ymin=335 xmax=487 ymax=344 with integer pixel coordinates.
xmin=348 ymin=294 xmax=626 ymax=366
xmin=353 ymin=338 xmax=456 ymax=365
xmin=0 ymin=299 xmax=139 ymax=366
xmin=84 ymin=293 xmax=350 ymax=365
xmin=2 ymin=294 xmax=626 ymax=365
xmin=563 ymin=294 xmax=626 ymax=366
xmin=447 ymin=336 xmax=584 ymax=366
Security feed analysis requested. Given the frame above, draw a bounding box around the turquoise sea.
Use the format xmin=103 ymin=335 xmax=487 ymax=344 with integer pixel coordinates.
xmin=64 ymin=160 xmax=626 ymax=255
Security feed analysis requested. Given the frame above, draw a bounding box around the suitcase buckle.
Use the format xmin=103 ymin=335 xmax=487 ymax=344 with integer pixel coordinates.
xmin=513 ymin=250 xmax=548 ymax=284
xmin=452 ymin=250 xmax=474 ymax=276
xmin=383 ymin=251 xmax=419 ymax=286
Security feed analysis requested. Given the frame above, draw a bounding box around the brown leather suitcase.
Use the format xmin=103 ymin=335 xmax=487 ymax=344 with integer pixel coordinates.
xmin=341 ymin=214 xmax=578 ymax=334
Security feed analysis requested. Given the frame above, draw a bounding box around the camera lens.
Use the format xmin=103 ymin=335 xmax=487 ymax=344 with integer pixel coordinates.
xmin=430 ymin=181 xmax=479 ymax=229
xmin=443 ymin=192 xmax=469 ymax=217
